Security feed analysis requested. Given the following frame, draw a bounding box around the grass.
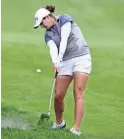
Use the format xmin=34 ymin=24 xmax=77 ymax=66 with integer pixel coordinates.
xmin=1 ymin=0 xmax=124 ymax=138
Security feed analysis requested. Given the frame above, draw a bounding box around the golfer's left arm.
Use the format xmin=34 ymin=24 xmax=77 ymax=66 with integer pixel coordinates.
xmin=57 ymin=22 xmax=71 ymax=63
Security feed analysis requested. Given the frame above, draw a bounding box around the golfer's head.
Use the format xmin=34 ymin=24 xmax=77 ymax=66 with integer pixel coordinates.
xmin=34 ymin=5 xmax=56 ymax=29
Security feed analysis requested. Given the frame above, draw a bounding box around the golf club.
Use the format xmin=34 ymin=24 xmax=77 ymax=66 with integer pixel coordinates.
xmin=38 ymin=72 xmax=58 ymax=125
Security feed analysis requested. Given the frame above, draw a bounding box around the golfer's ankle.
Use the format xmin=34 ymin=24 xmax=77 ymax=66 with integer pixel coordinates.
xmin=72 ymin=125 xmax=80 ymax=131
xmin=56 ymin=119 xmax=63 ymax=124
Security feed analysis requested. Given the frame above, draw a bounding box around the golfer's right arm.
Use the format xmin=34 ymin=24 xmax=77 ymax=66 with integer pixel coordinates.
xmin=47 ymin=40 xmax=58 ymax=64
xmin=47 ymin=40 xmax=58 ymax=72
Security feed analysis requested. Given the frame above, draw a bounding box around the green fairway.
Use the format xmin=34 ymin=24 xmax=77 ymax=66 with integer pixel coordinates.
xmin=1 ymin=0 xmax=124 ymax=139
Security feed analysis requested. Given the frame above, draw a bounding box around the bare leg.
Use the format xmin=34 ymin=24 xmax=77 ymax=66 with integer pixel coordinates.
xmin=54 ymin=75 xmax=73 ymax=124
xmin=73 ymin=72 xmax=89 ymax=130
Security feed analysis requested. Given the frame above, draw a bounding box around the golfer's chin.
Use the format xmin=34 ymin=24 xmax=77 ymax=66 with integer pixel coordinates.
xmin=41 ymin=25 xmax=51 ymax=30
xmin=46 ymin=26 xmax=52 ymax=30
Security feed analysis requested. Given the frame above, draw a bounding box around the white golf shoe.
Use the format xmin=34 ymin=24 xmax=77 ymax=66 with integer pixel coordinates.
xmin=51 ymin=120 xmax=66 ymax=129
xmin=69 ymin=128 xmax=81 ymax=136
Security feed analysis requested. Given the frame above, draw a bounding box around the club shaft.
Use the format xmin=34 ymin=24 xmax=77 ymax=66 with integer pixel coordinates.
xmin=48 ymin=78 xmax=56 ymax=114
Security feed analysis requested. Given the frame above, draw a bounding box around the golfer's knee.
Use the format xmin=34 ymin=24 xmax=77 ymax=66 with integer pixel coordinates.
xmin=74 ymin=86 xmax=84 ymax=93
xmin=54 ymin=91 xmax=64 ymax=102
xmin=74 ymin=86 xmax=84 ymax=99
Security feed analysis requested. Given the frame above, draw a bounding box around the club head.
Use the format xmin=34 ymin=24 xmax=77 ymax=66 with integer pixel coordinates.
xmin=40 ymin=113 xmax=50 ymax=120
xmin=37 ymin=113 xmax=50 ymax=125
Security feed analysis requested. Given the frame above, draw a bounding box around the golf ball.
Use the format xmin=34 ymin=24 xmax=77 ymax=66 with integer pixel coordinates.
xmin=36 ymin=69 xmax=41 ymax=73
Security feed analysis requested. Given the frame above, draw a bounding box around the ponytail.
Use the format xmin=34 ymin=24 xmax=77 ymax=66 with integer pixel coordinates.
xmin=44 ymin=5 xmax=55 ymax=13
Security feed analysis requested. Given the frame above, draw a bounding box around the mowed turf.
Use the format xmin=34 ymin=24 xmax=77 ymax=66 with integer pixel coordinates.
xmin=1 ymin=0 xmax=124 ymax=139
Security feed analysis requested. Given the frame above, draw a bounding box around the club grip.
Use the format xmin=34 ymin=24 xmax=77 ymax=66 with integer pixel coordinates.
xmin=54 ymin=72 xmax=58 ymax=78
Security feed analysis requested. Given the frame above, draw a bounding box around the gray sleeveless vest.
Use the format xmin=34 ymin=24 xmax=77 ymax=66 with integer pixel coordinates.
xmin=45 ymin=18 xmax=90 ymax=61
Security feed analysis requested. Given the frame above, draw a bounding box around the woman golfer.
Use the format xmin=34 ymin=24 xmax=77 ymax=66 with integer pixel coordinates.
xmin=34 ymin=5 xmax=92 ymax=136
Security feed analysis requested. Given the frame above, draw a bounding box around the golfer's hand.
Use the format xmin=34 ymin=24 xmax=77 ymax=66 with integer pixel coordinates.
xmin=53 ymin=63 xmax=60 ymax=73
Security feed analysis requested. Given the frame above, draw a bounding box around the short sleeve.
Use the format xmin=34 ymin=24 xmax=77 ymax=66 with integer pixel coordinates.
xmin=45 ymin=35 xmax=51 ymax=44
xmin=60 ymin=14 xmax=74 ymax=27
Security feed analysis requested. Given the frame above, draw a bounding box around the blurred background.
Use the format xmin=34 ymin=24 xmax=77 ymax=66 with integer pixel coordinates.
xmin=1 ymin=0 xmax=124 ymax=139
